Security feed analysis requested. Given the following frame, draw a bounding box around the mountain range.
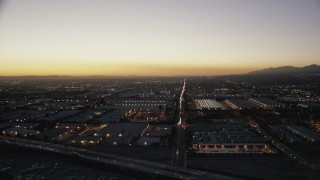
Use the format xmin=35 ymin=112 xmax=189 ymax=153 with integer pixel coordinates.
xmin=218 ymin=64 xmax=320 ymax=85
xmin=248 ymin=64 xmax=320 ymax=76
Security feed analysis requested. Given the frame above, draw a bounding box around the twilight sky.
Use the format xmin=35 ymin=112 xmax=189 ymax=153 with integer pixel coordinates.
xmin=0 ymin=0 xmax=320 ymax=76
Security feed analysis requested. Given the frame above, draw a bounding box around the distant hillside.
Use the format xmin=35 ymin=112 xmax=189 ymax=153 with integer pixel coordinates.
xmin=248 ymin=64 xmax=320 ymax=76
xmin=219 ymin=64 xmax=320 ymax=85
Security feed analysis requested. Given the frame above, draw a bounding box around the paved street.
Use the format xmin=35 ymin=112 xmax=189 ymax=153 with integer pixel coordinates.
xmin=173 ymin=79 xmax=187 ymax=168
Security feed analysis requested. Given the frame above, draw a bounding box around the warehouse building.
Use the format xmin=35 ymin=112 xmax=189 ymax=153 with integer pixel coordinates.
xmin=286 ymin=125 xmax=320 ymax=143
xmin=195 ymin=99 xmax=227 ymax=110
xmin=95 ymin=123 xmax=149 ymax=145
xmin=249 ymin=98 xmax=285 ymax=109
xmin=67 ymin=135 xmax=102 ymax=146
xmin=115 ymin=99 xmax=170 ymax=110
xmin=224 ymin=99 xmax=257 ymax=110
xmin=2 ymin=128 xmax=40 ymax=137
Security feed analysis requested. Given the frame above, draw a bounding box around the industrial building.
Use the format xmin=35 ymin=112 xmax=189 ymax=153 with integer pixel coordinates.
xmin=195 ymin=99 xmax=227 ymax=110
xmin=192 ymin=143 xmax=271 ymax=154
xmin=297 ymin=102 xmax=320 ymax=110
xmin=224 ymin=99 xmax=257 ymax=110
xmin=286 ymin=125 xmax=320 ymax=143
xmin=146 ymin=125 xmax=172 ymax=137
xmin=67 ymin=135 xmax=102 ymax=146
xmin=37 ymin=128 xmax=74 ymax=142
xmin=2 ymin=128 xmax=40 ymax=137
xmin=95 ymin=123 xmax=149 ymax=145
xmin=249 ymin=98 xmax=285 ymax=109
xmin=115 ymin=99 xmax=170 ymax=110
xmin=191 ymin=119 xmax=272 ymax=154
xmin=269 ymin=125 xmax=304 ymax=143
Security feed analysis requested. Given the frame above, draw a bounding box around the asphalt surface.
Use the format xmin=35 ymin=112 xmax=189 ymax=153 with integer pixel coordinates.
xmin=0 ymin=136 xmax=238 ymax=179
xmin=173 ymin=79 xmax=187 ymax=168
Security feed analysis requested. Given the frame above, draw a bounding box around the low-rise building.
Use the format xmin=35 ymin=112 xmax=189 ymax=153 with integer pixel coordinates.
xmin=2 ymin=128 xmax=40 ymax=137
xmin=297 ymin=102 xmax=320 ymax=110
xmin=286 ymin=125 xmax=320 ymax=143
xmin=191 ymin=119 xmax=273 ymax=154
xmin=37 ymin=128 xmax=74 ymax=142
xmin=192 ymin=143 xmax=271 ymax=154
xmin=249 ymin=98 xmax=285 ymax=109
xmin=55 ymin=123 xmax=86 ymax=130
xmin=67 ymin=135 xmax=102 ymax=146
xmin=115 ymin=99 xmax=170 ymax=110
xmin=146 ymin=125 xmax=172 ymax=137
xmin=195 ymin=99 xmax=227 ymax=110
xmin=269 ymin=125 xmax=304 ymax=143
xmin=41 ymin=110 xmax=80 ymax=121
xmin=224 ymin=99 xmax=257 ymax=110
xmin=96 ymin=123 xmax=148 ymax=145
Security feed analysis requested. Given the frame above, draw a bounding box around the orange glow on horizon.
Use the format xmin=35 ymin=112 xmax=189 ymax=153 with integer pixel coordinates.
xmin=0 ymin=61 xmax=273 ymax=76
xmin=1 ymin=59 xmax=319 ymax=76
